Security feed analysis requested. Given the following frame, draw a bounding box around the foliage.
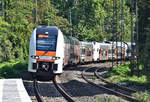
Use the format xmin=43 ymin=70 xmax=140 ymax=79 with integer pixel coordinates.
xmin=0 ymin=60 xmax=28 ymax=78
xmin=0 ymin=0 xmax=71 ymax=63
xmin=108 ymin=63 xmax=147 ymax=85
xmin=113 ymin=63 xmax=131 ymax=76
xmin=0 ymin=17 xmax=12 ymax=62
xmin=51 ymin=0 xmax=132 ymax=41
xmin=132 ymin=91 xmax=150 ymax=102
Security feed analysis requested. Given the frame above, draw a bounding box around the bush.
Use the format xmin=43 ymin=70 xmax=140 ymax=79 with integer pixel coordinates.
xmin=108 ymin=63 xmax=147 ymax=85
xmin=113 ymin=63 xmax=131 ymax=77
xmin=0 ymin=60 xmax=28 ymax=78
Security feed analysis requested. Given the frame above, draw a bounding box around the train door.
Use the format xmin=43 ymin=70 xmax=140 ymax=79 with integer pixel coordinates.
xmin=90 ymin=48 xmax=93 ymax=61
xmin=115 ymin=48 xmax=118 ymax=60
xmin=85 ymin=48 xmax=87 ymax=62
xmin=100 ymin=48 xmax=103 ymax=60
xmin=78 ymin=46 xmax=80 ymax=63
xmin=107 ymin=48 xmax=109 ymax=60
xmin=104 ymin=49 xmax=107 ymax=60
xmin=80 ymin=47 xmax=85 ymax=62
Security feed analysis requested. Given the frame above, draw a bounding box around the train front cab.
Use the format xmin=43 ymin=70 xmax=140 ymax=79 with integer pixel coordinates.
xmin=28 ymin=26 xmax=64 ymax=80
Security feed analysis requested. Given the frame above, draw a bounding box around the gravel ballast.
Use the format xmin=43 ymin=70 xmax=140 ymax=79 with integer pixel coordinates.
xmin=23 ymin=62 xmax=132 ymax=102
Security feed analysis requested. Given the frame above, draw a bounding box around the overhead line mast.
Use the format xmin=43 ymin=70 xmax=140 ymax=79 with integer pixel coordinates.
xmin=130 ymin=0 xmax=135 ymax=75
xmin=33 ymin=0 xmax=37 ymax=24
xmin=135 ymin=0 xmax=139 ymax=75
xmin=121 ymin=0 xmax=125 ymax=64
xmin=112 ymin=0 xmax=118 ymax=69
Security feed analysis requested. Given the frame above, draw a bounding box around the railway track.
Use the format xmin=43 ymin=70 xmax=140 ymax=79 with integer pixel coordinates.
xmin=52 ymin=75 xmax=75 ymax=102
xmin=33 ymin=79 xmax=44 ymax=102
xmin=33 ymin=75 xmax=74 ymax=102
xmin=82 ymin=67 xmax=139 ymax=102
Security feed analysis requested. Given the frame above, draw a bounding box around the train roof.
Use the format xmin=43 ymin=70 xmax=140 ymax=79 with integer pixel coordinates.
xmin=64 ymin=35 xmax=80 ymax=45
xmin=80 ymin=41 xmax=93 ymax=47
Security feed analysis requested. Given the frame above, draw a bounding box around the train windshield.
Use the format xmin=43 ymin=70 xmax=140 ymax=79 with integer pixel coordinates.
xmin=36 ymin=35 xmax=57 ymax=51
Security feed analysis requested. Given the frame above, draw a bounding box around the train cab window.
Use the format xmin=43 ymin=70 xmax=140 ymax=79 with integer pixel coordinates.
xmin=36 ymin=35 xmax=57 ymax=51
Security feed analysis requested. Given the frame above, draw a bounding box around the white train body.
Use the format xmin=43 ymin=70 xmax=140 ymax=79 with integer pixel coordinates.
xmin=28 ymin=26 xmax=133 ymax=80
xmin=93 ymin=42 xmax=100 ymax=61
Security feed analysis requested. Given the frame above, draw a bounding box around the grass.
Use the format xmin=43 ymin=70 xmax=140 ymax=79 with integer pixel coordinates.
xmin=105 ymin=62 xmax=150 ymax=101
xmin=0 ymin=60 xmax=28 ymax=78
xmin=107 ymin=63 xmax=147 ymax=86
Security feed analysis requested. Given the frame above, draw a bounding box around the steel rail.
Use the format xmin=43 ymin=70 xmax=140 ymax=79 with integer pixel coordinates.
xmin=94 ymin=68 xmax=136 ymax=93
xmin=52 ymin=75 xmax=75 ymax=102
xmin=82 ymin=68 xmax=139 ymax=102
xmin=33 ymin=79 xmax=44 ymax=102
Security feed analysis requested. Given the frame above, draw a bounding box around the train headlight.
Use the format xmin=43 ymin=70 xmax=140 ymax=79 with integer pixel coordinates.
xmin=31 ymin=55 xmax=39 ymax=59
xmin=52 ymin=57 xmax=60 ymax=60
xmin=41 ymin=63 xmax=49 ymax=71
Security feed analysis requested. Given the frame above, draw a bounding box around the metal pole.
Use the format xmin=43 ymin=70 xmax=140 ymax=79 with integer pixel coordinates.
xmin=136 ymin=0 xmax=139 ymax=75
xmin=111 ymin=0 xmax=115 ymax=70
xmin=114 ymin=0 xmax=118 ymax=66
xmin=33 ymin=0 xmax=37 ymax=24
xmin=130 ymin=0 xmax=134 ymax=76
xmin=121 ymin=0 xmax=125 ymax=64
xmin=111 ymin=0 xmax=118 ymax=69
xmin=69 ymin=8 xmax=72 ymax=36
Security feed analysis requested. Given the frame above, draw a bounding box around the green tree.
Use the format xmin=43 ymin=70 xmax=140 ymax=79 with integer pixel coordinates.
xmin=0 ymin=17 xmax=12 ymax=62
xmin=138 ymin=0 xmax=150 ymax=84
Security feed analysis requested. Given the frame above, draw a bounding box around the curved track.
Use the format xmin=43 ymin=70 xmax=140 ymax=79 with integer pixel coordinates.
xmin=33 ymin=79 xmax=44 ymax=102
xmin=52 ymin=75 xmax=75 ymax=102
xmin=82 ymin=68 xmax=139 ymax=102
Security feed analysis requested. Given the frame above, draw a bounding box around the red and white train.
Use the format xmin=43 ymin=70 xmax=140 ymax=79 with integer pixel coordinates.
xmin=28 ymin=26 xmax=132 ymax=79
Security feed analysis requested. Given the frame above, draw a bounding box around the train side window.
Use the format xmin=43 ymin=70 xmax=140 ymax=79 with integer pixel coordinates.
xmin=105 ymin=51 xmax=107 ymax=56
xmin=109 ymin=49 xmax=112 ymax=54
xmin=113 ymin=49 xmax=115 ymax=53
xmin=87 ymin=48 xmax=91 ymax=56
xmin=101 ymin=49 xmax=103 ymax=55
